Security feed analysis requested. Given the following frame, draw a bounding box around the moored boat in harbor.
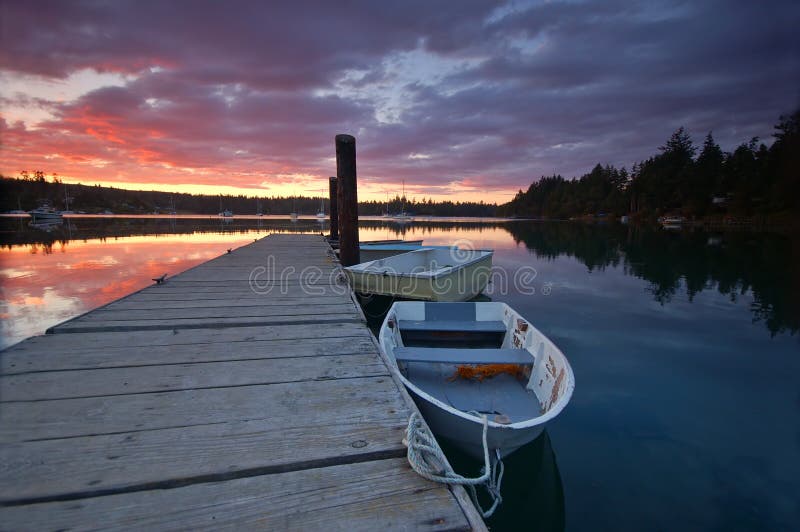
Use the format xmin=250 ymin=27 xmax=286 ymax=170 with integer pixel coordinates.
xmin=29 ymin=202 xmax=63 ymax=222
xmin=379 ymin=301 xmax=574 ymax=459
xmin=345 ymin=247 xmax=492 ymax=301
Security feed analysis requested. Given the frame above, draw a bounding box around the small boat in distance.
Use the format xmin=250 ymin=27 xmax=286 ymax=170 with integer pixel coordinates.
xmin=345 ymin=247 xmax=493 ymax=301
xmin=382 ymin=192 xmax=392 ymax=218
xmin=218 ymin=195 xmax=233 ymax=217
xmin=379 ymin=301 xmax=574 ymax=459
xmin=29 ymin=202 xmax=63 ymax=222
xmin=9 ymin=198 xmax=29 ymax=216
xmin=660 ymin=215 xmax=684 ymax=229
xmin=59 ymin=182 xmax=75 ymax=215
xmin=316 ymin=197 xmax=326 ymax=220
xmin=392 ymin=181 xmax=414 ymax=222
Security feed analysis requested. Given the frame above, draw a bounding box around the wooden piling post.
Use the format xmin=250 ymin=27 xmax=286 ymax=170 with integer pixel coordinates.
xmin=329 ymin=176 xmax=339 ymax=241
xmin=335 ymin=134 xmax=360 ymax=266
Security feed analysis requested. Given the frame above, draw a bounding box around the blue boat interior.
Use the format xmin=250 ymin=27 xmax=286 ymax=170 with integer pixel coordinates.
xmin=399 ymin=302 xmax=506 ymax=347
xmin=396 ymin=302 xmax=544 ymax=421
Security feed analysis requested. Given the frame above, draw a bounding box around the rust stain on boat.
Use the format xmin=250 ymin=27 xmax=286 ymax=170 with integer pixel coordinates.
xmin=546 ymin=355 xmax=557 ymax=377
xmin=547 ymin=368 xmax=565 ymax=412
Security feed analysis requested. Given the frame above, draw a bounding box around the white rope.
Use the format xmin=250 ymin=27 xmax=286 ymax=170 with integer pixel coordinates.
xmin=405 ymin=411 xmax=504 ymax=518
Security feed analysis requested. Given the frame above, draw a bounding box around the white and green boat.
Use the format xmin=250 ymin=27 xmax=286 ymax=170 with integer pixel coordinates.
xmin=345 ymin=247 xmax=492 ymax=301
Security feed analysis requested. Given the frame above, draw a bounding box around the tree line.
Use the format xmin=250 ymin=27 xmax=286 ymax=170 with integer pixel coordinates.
xmin=0 ymin=174 xmax=497 ymax=217
xmin=499 ymin=110 xmax=800 ymax=221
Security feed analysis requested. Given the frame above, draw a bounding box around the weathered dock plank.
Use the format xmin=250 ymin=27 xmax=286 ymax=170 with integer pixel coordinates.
xmin=2 ymin=353 xmax=388 ymax=401
xmin=50 ymin=313 xmax=361 ymax=334
xmin=0 ymin=459 xmax=469 ymax=531
xmin=80 ymin=303 xmax=357 ymax=321
xmin=7 ymin=321 xmax=369 ymax=353
xmin=0 ymin=234 xmax=483 ymax=530
xmin=0 ymin=376 xmax=403 ymax=442
xmin=0 ymin=415 xmax=407 ymax=503
xmin=1 ymin=335 xmax=374 ymax=374
xmin=102 ymin=295 xmax=347 ymax=310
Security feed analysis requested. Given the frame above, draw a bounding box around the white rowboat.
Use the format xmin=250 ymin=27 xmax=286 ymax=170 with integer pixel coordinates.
xmin=379 ymin=301 xmax=574 ymax=458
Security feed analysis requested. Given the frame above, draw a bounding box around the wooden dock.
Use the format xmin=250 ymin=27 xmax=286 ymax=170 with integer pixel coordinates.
xmin=0 ymin=234 xmax=484 ymax=530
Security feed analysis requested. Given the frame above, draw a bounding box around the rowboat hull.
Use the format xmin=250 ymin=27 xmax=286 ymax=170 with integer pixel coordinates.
xmin=410 ymin=391 xmax=545 ymax=458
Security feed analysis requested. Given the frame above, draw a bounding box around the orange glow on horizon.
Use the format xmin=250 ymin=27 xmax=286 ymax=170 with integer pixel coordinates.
xmin=35 ymin=176 xmax=512 ymax=203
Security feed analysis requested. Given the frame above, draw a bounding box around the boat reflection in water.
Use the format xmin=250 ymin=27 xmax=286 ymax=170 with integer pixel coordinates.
xmin=28 ymin=219 xmax=64 ymax=232
xmin=442 ymin=429 xmax=565 ymax=531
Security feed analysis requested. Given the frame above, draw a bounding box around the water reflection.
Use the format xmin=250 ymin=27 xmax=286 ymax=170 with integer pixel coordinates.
xmin=359 ymin=221 xmax=799 ymax=337
xmin=501 ymin=222 xmax=800 ymax=336
xmin=440 ymin=431 xmax=565 ymax=532
xmin=0 ymin=219 xmax=312 ymax=348
xmin=2 ymin=218 xmax=796 ymax=349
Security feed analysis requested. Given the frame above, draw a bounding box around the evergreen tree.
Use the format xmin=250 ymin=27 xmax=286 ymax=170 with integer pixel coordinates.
xmin=691 ymin=132 xmax=724 ymax=215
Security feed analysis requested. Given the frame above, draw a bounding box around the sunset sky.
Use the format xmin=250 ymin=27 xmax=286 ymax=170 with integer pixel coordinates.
xmin=1 ymin=0 xmax=797 ymax=203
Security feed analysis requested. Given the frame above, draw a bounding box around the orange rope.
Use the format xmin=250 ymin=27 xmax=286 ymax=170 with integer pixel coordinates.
xmin=448 ymin=364 xmax=525 ymax=382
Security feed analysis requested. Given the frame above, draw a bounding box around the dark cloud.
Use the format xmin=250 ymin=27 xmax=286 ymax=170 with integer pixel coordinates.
xmin=0 ymin=0 xmax=797 ymax=197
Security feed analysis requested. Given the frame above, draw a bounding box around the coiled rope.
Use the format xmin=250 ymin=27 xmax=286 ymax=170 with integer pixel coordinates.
xmin=404 ymin=411 xmax=505 ymax=518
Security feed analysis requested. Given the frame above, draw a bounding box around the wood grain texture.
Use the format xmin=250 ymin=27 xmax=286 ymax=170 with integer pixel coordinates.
xmin=50 ymin=313 xmax=361 ymax=334
xmin=0 ymin=418 xmax=408 ymax=503
xmin=1 ymin=353 xmax=387 ymax=401
xmin=103 ymin=294 xmax=349 ymax=310
xmin=74 ymin=303 xmax=356 ymax=323
xmin=2 ymin=335 xmax=374 ymax=375
xmin=0 ymin=459 xmax=470 ymax=531
xmin=5 ymin=322 xmax=369 ymax=353
xmin=0 ymin=376 xmax=405 ymax=443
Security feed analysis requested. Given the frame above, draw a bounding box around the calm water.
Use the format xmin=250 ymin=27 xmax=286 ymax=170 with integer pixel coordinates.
xmin=1 ymin=216 xmax=798 ymax=530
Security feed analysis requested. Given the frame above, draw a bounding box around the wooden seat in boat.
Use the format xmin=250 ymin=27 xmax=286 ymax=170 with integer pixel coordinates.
xmin=394 ymin=347 xmax=533 ymax=365
xmin=398 ymin=320 xmax=507 ymax=333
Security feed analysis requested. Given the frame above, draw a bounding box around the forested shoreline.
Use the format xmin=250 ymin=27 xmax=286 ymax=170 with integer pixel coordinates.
xmin=499 ymin=110 xmax=799 ymax=223
xmin=0 ymin=176 xmax=497 ymax=217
